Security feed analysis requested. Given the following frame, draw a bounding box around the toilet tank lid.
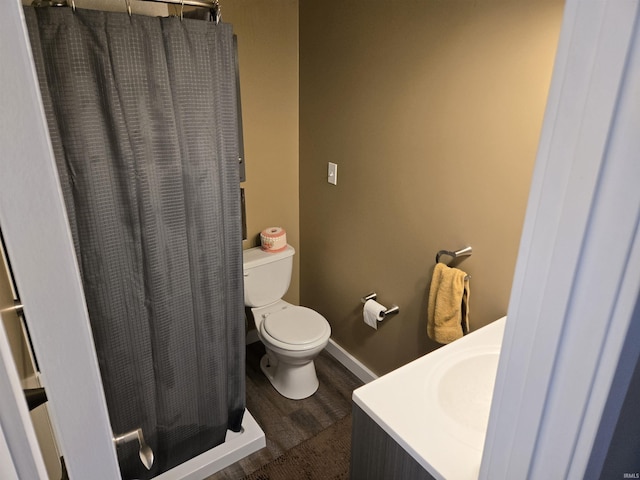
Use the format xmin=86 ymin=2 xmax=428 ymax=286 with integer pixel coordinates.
xmin=243 ymin=244 xmax=295 ymax=270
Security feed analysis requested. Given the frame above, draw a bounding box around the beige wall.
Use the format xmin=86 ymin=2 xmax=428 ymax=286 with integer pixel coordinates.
xmin=300 ymin=0 xmax=564 ymax=375
xmin=224 ymin=0 xmax=300 ymax=304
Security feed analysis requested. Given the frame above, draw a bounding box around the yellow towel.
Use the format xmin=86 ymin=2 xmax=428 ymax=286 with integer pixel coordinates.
xmin=427 ymin=263 xmax=470 ymax=344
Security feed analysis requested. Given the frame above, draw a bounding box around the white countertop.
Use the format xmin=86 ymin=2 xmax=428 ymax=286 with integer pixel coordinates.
xmin=352 ymin=317 xmax=507 ymax=480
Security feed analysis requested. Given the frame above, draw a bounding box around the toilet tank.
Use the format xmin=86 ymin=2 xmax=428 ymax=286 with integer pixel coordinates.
xmin=243 ymin=245 xmax=295 ymax=307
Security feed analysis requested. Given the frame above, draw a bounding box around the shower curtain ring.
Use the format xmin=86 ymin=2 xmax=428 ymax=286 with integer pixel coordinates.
xmin=124 ymin=0 xmax=132 ymax=17
xmin=214 ymin=0 xmax=221 ymax=24
xmin=180 ymin=0 xmax=185 ymax=20
xmin=70 ymin=0 xmax=76 ymax=11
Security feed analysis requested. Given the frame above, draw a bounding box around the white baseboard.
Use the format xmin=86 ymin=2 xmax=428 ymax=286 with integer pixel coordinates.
xmin=324 ymin=338 xmax=378 ymax=384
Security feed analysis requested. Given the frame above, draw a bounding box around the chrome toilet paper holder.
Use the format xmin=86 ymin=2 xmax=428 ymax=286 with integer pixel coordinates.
xmin=361 ymin=292 xmax=400 ymax=317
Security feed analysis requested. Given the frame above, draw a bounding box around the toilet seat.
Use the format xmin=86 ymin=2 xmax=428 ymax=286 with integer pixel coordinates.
xmin=259 ymin=305 xmax=330 ymax=351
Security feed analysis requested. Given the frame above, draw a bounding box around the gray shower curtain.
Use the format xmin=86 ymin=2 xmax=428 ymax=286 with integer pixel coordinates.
xmin=25 ymin=7 xmax=245 ymax=479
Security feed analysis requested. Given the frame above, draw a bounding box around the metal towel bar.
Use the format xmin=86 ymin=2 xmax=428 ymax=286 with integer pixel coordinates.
xmin=435 ymin=246 xmax=472 ymax=264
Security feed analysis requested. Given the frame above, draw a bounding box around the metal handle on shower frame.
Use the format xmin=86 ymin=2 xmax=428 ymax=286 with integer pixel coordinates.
xmin=113 ymin=428 xmax=154 ymax=470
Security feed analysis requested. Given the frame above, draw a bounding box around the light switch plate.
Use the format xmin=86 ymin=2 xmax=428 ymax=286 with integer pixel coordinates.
xmin=328 ymin=162 xmax=338 ymax=185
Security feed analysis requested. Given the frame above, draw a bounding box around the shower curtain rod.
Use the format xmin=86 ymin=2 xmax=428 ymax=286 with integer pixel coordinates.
xmin=33 ymin=0 xmax=219 ymax=11
xmin=143 ymin=0 xmax=218 ymax=9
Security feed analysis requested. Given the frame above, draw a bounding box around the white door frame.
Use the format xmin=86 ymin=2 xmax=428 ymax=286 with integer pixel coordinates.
xmin=2 ymin=0 xmax=638 ymax=478
xmin=0 ymin=2 xmax=120 ymax=478
xmin=481 ymin=0 xmax=640 ymax=478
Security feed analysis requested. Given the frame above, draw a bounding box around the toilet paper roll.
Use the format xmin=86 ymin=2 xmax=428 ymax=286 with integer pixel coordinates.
xmin=260 ymin=227 xmax=287 ymax=252
xmin=363 ymin=299 xmax=386 ymax=330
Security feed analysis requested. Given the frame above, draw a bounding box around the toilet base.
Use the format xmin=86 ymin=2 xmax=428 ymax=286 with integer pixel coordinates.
xmin=260 ymin=353 xmax=319 ymax=400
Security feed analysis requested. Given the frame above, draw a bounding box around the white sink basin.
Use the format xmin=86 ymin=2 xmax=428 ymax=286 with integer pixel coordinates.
xmin=438 ymin=350 xmax=500 ymax=432
xmin=428 ymin=345 xmax=501 ymax=449
xmin=353 ymin=317 xmax=506 ymax=480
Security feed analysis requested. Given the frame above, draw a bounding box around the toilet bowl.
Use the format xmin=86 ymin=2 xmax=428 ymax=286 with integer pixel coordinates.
xmin=252 ymin=300 xmax=330 ymax=399
xmin=243 ymin=245 xmax=331 ymax=400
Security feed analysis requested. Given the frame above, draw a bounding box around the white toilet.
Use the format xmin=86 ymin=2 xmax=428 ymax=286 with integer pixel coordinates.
xmin=243 ymin=245 xmax=331 ymax=400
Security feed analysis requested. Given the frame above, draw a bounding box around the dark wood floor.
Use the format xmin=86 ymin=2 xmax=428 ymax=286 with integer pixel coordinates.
xmin=207 ymin=341 xmax=364 ymax=479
